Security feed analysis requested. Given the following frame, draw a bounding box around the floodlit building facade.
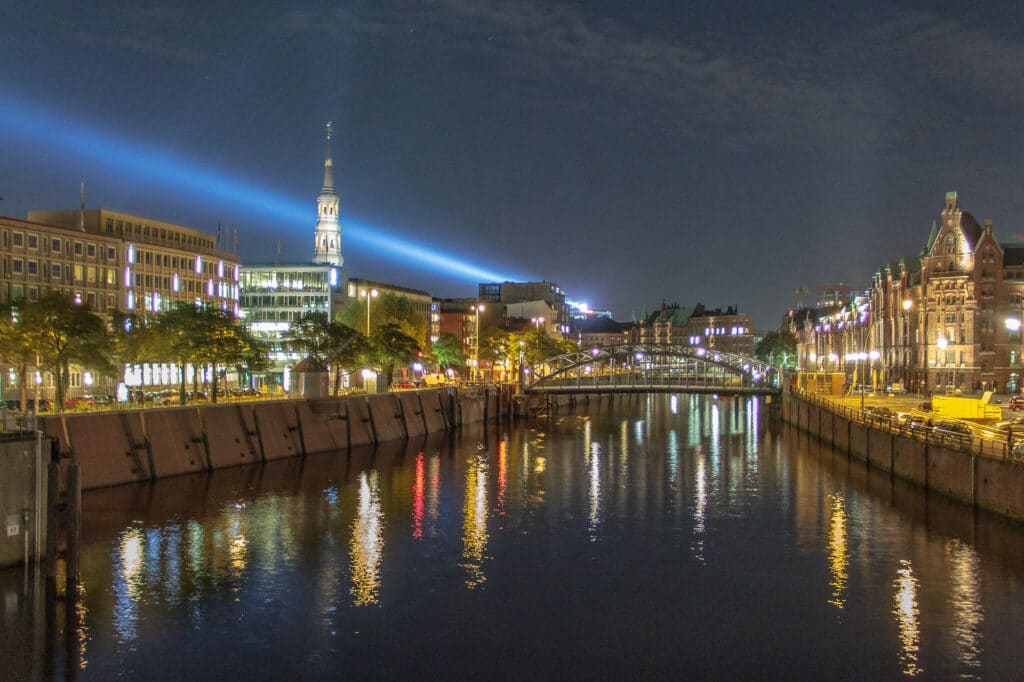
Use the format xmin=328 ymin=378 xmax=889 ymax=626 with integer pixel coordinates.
xmin=1 ymin=209 xmax=241 ymax=401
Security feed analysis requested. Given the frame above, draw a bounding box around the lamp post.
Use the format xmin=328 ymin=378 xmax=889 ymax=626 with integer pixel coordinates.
xmin=471 ymin=303 xmax=484 ymax=381
xmin=360 ymin=288 xmax=378 ymax=336
xmin=1006 ymin=317 xmax=1021 ymax=393
xmin=902 ymin=299 xmax=912 ymax=388
xmin=531 ymin=316 xmax=544 ymax=330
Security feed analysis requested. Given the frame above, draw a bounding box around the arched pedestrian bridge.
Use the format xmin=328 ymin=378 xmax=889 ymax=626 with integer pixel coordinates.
xmin=523 ymin=344 xmax=779 ymax=396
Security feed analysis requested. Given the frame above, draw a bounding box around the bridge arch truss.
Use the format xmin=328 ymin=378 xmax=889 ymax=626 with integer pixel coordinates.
xmin=524 ymin=343 xmax=778 ymax=395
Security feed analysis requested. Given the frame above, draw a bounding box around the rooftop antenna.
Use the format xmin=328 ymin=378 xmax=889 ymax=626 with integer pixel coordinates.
xmin=795 ymin=287 xmax=808 ymax=309
xmin=79 ymin=181 xmax=86 ymax=231
xmin=276 ymin=239 xmax=281 ymax=265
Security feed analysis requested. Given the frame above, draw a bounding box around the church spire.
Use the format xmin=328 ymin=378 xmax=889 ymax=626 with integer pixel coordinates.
xmin=322 ymin=121 xmax=335 ymax=192
xmin=313 ymin=121 xmax=343 ymax=267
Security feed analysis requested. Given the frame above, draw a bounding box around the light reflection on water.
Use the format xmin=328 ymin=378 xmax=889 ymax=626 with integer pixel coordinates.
xmin=16 ymin=394 xmax=1024 ymax=679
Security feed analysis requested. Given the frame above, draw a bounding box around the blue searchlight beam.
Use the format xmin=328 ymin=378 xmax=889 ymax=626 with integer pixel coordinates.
xmin=0 ymin=92 xmax=523 ymax=284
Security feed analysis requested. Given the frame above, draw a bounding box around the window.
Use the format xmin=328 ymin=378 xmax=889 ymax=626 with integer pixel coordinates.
xmin=13 ymin=232 xmax=23 ymax=247
xmin=106 ymin=218 xmax=114 ymax=233
xmin=52 ymin=238 xmax=61 ymax=252
xmin=27 ymin=261 xmax=38 ymax=275
xmin=87 ymin=244 xmax=96 ymax=257
xmin=27 ymin=234 xmax=38 ymax=249
xmin=27 ymin=286 xmax=37 ymax=301
xmin=12 ymin=259 xmax=23 ymax=274
xmin=74 ymin=242 xmax=83 ymax=256
xmin=107 ymin=247 xmax=116 ymax=260
xmin=51 ymin=264 xmax=60 ymax=278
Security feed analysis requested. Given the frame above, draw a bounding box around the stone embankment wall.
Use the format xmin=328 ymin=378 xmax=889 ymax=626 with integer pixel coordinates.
xmin=41 ymin=388 xmax=500 ymax=492
xmin=782 ymin=392 xmax=1024 ymax=521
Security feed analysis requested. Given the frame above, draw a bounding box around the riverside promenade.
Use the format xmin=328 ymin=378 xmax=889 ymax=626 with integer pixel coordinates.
xmin=782 ymin=390 xmax=1024 ymax=521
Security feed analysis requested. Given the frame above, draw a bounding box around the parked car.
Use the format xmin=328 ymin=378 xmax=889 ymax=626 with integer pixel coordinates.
xmin=864 ymin=406 xmax=893 ymax=421
xmin=932 ymin=421 xmax=973 ymax=445
xmin=1010 ymin=396 xmax=1024 ymax=411
xmin=4 ymin=398 xmax=53 ymax=412
xmin=1013 ymin=442 xmax=1024 ymax=460
xmin=907 ymin=416 xmax=930 ymax=434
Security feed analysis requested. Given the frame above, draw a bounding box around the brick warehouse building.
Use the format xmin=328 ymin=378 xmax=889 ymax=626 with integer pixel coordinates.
xmin=870 ymin=192 xmax=1024 ymax=393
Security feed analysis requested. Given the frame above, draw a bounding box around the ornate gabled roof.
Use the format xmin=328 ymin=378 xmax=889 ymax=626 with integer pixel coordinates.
xmin=960 ymin=211 xmax=984 ymax=248
xmin=922 ymin=220 xmax=939 ymax=256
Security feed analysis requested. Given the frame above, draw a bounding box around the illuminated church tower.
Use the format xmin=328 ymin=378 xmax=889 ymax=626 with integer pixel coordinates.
xmin=313 ymin=121 xmax=343 ymax=267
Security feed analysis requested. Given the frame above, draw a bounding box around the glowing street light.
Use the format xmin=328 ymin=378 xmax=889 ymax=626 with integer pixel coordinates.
xmin=360 ymin=288 xmax=378 ymax=335
xmin=531 ymin=316 xmax=545 ymax=330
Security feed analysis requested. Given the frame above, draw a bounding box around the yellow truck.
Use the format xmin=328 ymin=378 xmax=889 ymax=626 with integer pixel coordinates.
xmin=930 ymin=391 xmax=1002 ymax=420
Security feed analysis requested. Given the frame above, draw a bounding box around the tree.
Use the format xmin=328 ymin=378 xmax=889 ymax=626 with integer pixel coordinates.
xmin=364 ymin=322 xmax=419 ymax=389
xmin=0 ymin=300 xmax=38 ymax=410
xmin=19 ymin=293 xmax=113 ymax=410
xmin=755 ymin=330 xmax=798 ymax=368
xmin=431 ymin=332 xmax=467 ymax=375
xmin=287 ymin=312 xmax=365 ymax=395
xmin=339 ymin=292 xmax=428 ymax=347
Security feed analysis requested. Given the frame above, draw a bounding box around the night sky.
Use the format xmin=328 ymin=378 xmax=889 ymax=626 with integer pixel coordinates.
xmin=2 ymin=1 xmax=1024 ymax=328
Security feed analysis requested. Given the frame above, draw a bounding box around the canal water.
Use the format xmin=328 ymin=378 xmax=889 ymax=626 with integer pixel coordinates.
xmin=4 ymin=394 xmax=1024 ymax=679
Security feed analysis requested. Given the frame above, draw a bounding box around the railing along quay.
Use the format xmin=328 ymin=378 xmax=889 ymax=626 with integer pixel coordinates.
xmin=800 ymin=391 xmax=1022 ymax=463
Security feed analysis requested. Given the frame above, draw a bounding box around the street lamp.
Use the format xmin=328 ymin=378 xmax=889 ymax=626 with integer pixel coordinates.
xmin=360 ymin=288 xmax=378 ymax=335
xmin=902 ymin=299 xmax=912 ymax=388
xmin=531 ymin=316 xmax=544 ymax=330
xmin=471 ymin=303 xmax=484 ymax=381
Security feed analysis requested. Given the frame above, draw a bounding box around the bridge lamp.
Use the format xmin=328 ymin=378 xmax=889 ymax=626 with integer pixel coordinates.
xmin=635 ymin=352 xmax=644 ymax=361
xmin=696 ymin=348 xmax=706 ymax=358
xmin=584 ymin=365 xmax=592 ymax=374
xmin=591 ymin=348 xmax=600 ymax=356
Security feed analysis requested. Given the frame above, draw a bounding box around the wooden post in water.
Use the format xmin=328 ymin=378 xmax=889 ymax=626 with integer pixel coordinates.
xmin=66 ymin=461 xmax=81 ymax=587
xmin=45 ymin=446 xmax=59 ymax=580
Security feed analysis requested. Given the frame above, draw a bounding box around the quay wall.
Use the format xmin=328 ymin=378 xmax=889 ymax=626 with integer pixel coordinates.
xmin=46 ymin=387 xmax=479 ymax=491
xmin=0 ymin=435 xmax=50 ymax=569
xmin=782 ymin=392 xmax=1024 ymax=522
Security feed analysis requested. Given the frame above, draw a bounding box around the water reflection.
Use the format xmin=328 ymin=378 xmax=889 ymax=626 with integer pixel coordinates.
xmin=113 ymin=527 xmax=144 ymax=646
xmin=946 ymin=539 xmax=983 ymax=676
xmin=588 ymin=442 xmax=602 ymax=539
xmin=350 ymin=471 xmax=384 ymax=606
xmin=461 ymin=453 xmax=489 ymax=589
xmin=412 ymin=452 xmax=425 ymax=539
xmin=894 ymin=559 xmax=922 ymax=676
xmin=25 ymin=396 xmax=1024 ymax=679
xmin=827 ymin=494 xmax=848 ymax=610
